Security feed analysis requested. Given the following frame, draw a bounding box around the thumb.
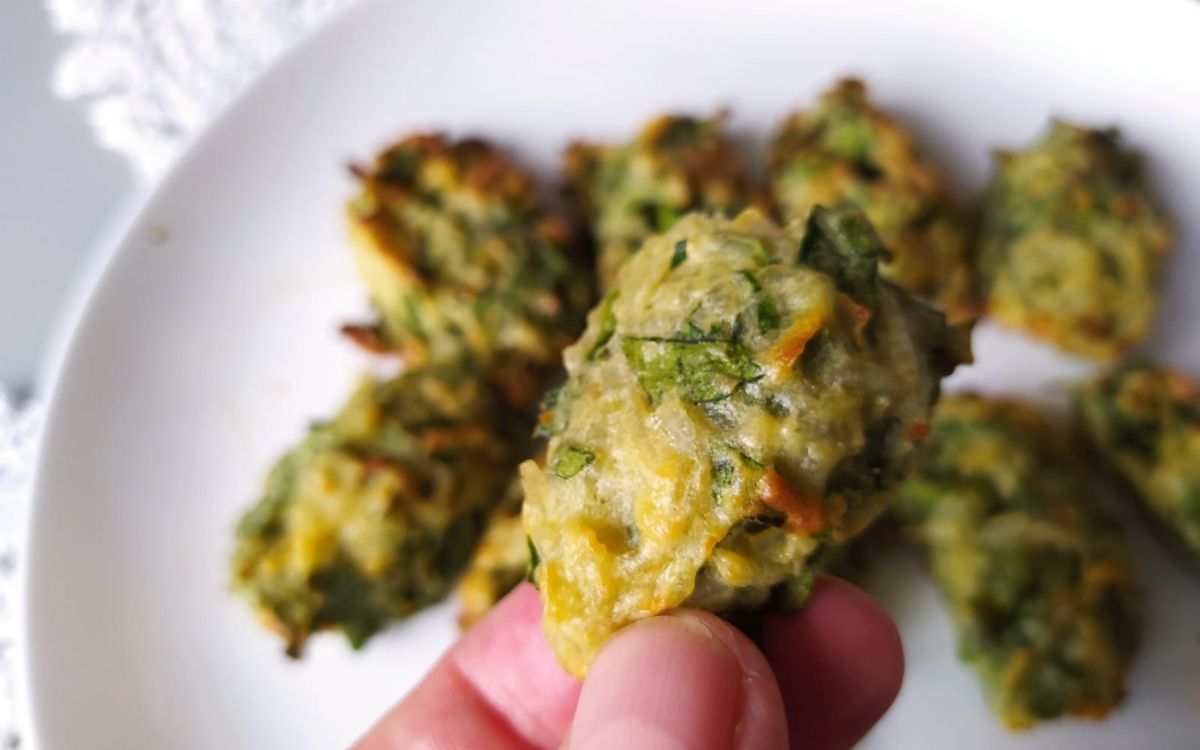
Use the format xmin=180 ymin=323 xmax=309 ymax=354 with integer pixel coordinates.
xmin=564 ymin=611 xmax=788 ymax=750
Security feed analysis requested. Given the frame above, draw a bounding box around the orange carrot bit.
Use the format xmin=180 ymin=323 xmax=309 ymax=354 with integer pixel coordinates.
xmin=421 ymin=425 xmax=488 ymax=454
xmin=840 ymin=295 xmax=873 ymax=346
xmin=770 ymin=312 xmax=827 ymax=371
xmin=758 ymin=470 xmax=826 ymax=535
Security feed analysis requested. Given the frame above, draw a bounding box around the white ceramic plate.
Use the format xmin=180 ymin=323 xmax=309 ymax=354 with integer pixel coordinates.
xmin=22 ymin=0 xmax=1200 ymax=747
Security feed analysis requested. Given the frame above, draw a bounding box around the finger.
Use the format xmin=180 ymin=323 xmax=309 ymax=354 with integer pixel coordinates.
xmin=761 ymin=577 xmax=904 ymax=750
xmin=565 ymin=610 xmax=788 ymax=750
xmin=353 ymin=584 xmax=582 ymax=750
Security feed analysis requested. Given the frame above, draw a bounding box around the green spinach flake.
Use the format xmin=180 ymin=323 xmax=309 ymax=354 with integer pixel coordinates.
xmin=798 ymin=206 xmax=887 ymax=310
xmin=756 ymin=296 xmax=781 ymax=333
xmin=670 ymin=239 xmax=688 ymax=269
xmin=736 ymin=450 xmax=765 ymax=470
xmin=738 ymin=269 xmax=762 ymax=292
xmin=621 ymin=337 xmax=764 ymax=405
xmin=586 ymin=291 xmax=621 ymax=361
xmin=679 ymin=321 xmax=706 ymax=341
xmin=550 ymin=445 xmax=595 ymax=479
xmin=712 ymin=457 xmax=736 ymax=505
xmin=737 ymin=270 xmax=780 ymax=333
xmin=526 ymin=536 xmax=541 ymax=584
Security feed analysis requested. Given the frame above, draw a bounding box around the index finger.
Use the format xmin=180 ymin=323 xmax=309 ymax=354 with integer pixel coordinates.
xmin=762 ymin=577 xmax=905 ymax=749
xmin=352 ymin=583 xmax=581 ymax=750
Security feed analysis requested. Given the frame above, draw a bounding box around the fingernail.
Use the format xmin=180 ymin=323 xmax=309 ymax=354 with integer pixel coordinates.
xmin=567 ymin=613 xmax=744 ymax=750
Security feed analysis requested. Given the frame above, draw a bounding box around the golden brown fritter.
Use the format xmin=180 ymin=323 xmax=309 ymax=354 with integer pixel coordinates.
xmin=524 ymin=208 xmax=970 ymax=675
xmin=565 ymin=113 xmax=750 ymax=290
xmin=979 ymin=122 xmax=1170 ymax=360
xmin=769 ymin=79 xmax=976 ymax=322
xmin=1075 ymin=363 xmax=1200 ymax=572
xmin=894 ymin=395 xmax=1141 ymax=728
xmin=347 ymin=134 xmax=594 ymax=407
xmin=232 ymin=370 xmax=520 ymax=656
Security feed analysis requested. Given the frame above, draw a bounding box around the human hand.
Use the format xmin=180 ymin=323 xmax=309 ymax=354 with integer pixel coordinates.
xmin=353 ymin=579 xmax=903 ymax=750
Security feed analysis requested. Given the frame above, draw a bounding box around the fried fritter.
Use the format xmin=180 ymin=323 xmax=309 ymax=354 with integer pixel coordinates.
xmin=768 ymin=79 xmax=975 ymax=322
xmin=979 ymin=122 xmax=1170 ymax=360
xmin=523 ymin=207 xmax=970 ymax=676
xmin=564 ymin=113 xmax=749 ymax=290
xmin=347 ymin=134 xmax=593 ymax=406
xmin=1075 ymin=363 xmax=1200 ymax=572
xmin=894 ymin=395 xmax=1141 ymax=728
xmin=232 ymin=370 xmax=519 ymax=656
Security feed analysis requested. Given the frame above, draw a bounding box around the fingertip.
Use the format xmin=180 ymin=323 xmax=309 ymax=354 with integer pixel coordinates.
xmin=682 ymin=612 xmax=790 ymax=750
xmin=453 ymin=583 xmax=582 ymax=746
xmin=761 ymin=577 xmax=904 ymax=750
xmin=354 ymin=584 xmax=580 ymax=750
xmin=567 ymin=610 xmax=788 ymax=750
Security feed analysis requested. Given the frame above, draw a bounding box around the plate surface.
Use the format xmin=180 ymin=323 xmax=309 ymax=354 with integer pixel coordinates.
xmin=22 ymin=0 xmax=1200 ymax=747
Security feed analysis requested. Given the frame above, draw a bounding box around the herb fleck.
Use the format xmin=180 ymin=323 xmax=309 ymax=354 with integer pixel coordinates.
xmin=550 ymin=445 xmax=595 ymax=479
xmin=757 ymin=296 xmax=781 ymax=333
xmin=736 ymin=450 xmax=765 ymax=470
xmin=798 ymin=206 xmax=886 ymax=311
xmin=737 ymin=270 xmax=780 ymax=333
xmin=622 ymin=337 xmax=764 ymax=405
xmin=526 ymin=536 xmax=540 ymax=584
xmin=712 ymin=457 xmax=736 ymax=504
xmin=670 ymin=239 xmax=688 ymax=269
xmin=586 ymin=291 xmax=621 ymax=361
xmin=738 ymin=270 xmax=762 ymax=292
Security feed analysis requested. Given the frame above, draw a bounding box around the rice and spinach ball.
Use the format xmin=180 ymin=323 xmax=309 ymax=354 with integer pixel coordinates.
xmin=894 ymin=395 xmax=1141 ymax=728
xmin=979 ymin=122 xmax=1170 ymax=360
xmin=565 ymin=113 xmax=750 ymax=291
xmin=232 ymin=370 xmax=519 ymax=656
xmin=523 ymin=207 xmax=970 ymax=675
xmin=347 ymin=133 xmax=593 ymax=406
xmin=768 ymin=79 xmax=975 ymax=322
xmin=1075 ymin=363 xmax=1200 ymax=572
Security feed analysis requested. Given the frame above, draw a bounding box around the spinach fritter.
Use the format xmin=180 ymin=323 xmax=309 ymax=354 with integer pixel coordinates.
xmin=232 ymin=370 xmax=519 ymax=656
xmin=564 ymin=113 xmax=749 ymax=290
xmin=523 ymin=208 xmax=970 ymax=676
xmin=894 ymin=395 xmax=1141 ymax=728
xmin=347 ymin=134 xmax=593 ymax=406
xmin=1075 ymin=363 xmax=1200 ymax=571
xmin=768 ymin=79 xmax=975 ymax=322
xmin=979 ymin=122 xmax=1170 ymax=360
